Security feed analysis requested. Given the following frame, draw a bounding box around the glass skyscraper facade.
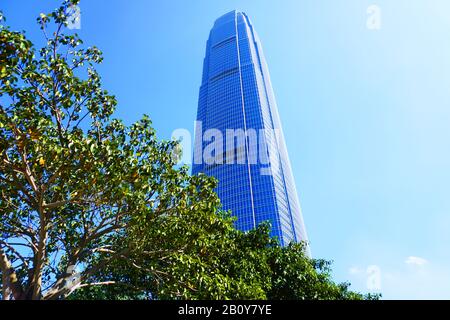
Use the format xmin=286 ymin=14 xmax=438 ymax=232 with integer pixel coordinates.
xmin=192 ymin=10 xmax=308 ymax=248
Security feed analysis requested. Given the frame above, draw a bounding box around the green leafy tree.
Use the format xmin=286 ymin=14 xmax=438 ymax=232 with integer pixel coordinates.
xmin=0 ymin=0 xmax=377 ymax=301
xmin=266 ymin=243 xmax=379 ymax=300
xmin=72 ymin=222 xmax=379 ymax=300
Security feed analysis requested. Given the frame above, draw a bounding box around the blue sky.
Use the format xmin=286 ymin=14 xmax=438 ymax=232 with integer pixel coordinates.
xmin=3 ymin=0 xmax=450 ymax=299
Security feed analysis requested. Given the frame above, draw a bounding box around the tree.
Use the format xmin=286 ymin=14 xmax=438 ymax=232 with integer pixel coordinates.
xmin=0 ymin=0 xmax=377 ymax=300
xmin=71 ymin=222 xmax=378 ymax=300
xmin=266 ymin=243 xmax=379 ymax=300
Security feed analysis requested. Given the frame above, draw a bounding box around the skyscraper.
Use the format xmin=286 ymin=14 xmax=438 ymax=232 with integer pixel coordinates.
xmin=192 ymin=10 xmax=308 ymax=249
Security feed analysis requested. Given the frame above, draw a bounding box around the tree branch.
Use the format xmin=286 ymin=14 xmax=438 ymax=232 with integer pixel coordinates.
xmin=0 ymin=247 xmax=24 ymax=300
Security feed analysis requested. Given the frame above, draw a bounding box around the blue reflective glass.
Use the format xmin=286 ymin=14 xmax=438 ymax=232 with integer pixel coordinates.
xmin=193 ymin=11 xmax=308 ymax=249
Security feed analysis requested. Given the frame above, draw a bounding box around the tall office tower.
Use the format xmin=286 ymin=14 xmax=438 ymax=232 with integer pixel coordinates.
xmin=192 ymin=10 xmax=308 ymax=249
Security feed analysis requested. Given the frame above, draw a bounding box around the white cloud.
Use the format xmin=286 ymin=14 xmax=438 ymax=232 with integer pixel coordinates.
xmin=348 ymin=266 xmax=363 ymax=275
xmin=405 ymin=256 xmax=428 ymax=266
